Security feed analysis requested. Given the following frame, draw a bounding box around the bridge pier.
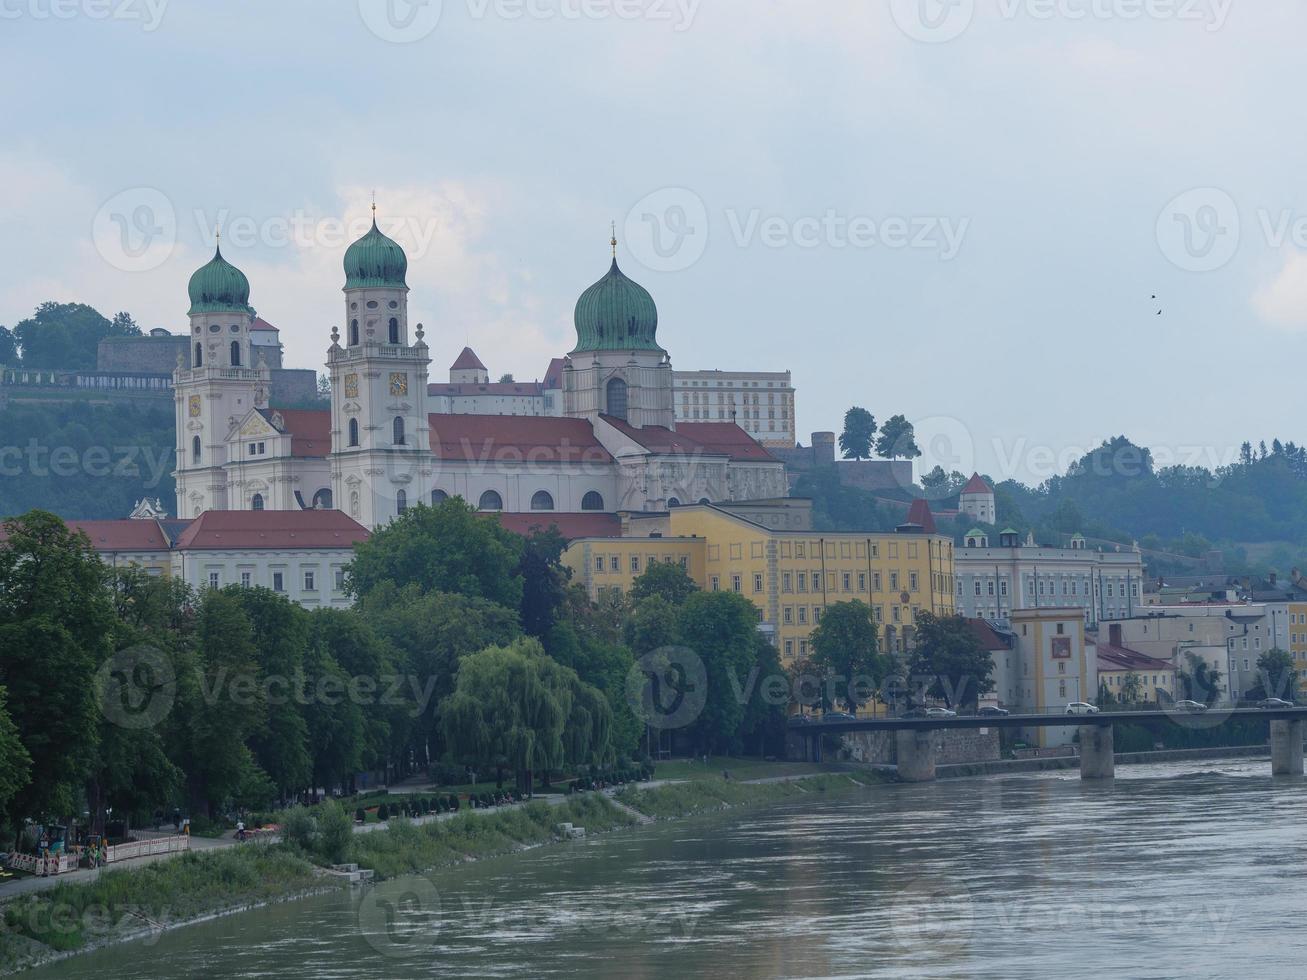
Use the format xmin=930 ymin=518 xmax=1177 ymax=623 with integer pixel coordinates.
xmin=1079 ymin=724 xmax=1114 ymax=780
xmin=1270 ymin=719 xmax=1304 ymax=775
xmin=895 ymin=729 xmax=936 ymax=783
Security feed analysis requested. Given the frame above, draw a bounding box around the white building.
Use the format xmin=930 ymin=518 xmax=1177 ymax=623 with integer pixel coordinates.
xmin=986 ymin=608 xmax=1094 ymax=747
xmin=673 ymin=369 xmax=795 ymax=448
xmin=955 ymin=529 xmax=1146 ymax=627
xmin=957 ymin=473 xmax=996 ymax=524
xmin=172 ymin=223 xmax=787 ymax=529
xmin=427 ymin=349 xmax=565 ymax=417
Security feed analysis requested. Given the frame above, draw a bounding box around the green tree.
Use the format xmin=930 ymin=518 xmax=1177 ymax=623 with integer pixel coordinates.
xmin=0 ymin=513 xmax=114 ymax=828
xmin=0 ymin=325 xmax=15 ymax=365
xmin=518 ymin=528 xmax=571 ymax=638
xmin=0 ymin=687 xmax=32 ymax=826
xmin=628 ymin=561 xmax=699 ymax=606
xmin=1117 ymin=672 xmax=1143 ymax=704
xmin=300 ymin=641 xmax=364 ymax=792
xmin=808 ymin=600 xmax=887 ymax=712
xmin=11 ymin=302 xmax=131 ymax=369
xmin=673 ymin=591 xmax=760 ymax=754
xmin=1245 ymin=648 xmax=1298 ymax=703
xmin=347 ymin=499 xmax=525 ymax=610
xmin=839 ymin=407 xmax=877 ymax=461
xmin=906 ymin=612 xmax=995 ymax=710
xmin=875 ymin=414 xmax=921 ymax=460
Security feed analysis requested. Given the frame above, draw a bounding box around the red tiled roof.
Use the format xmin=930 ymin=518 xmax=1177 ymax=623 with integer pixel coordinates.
xmin=902 ymin=498 xmax=938 ymax=534
xmin=250 ymin=317 xmax=279 ymax=333
xmin=69 ymin=520 xmax=172 ymax=551
xmin=963 ymin=618 xmax=1011 ymax=651
xmin=961 ymin=473 xmax=991 ymax=495
xmin=451 ymin=347 xmax=487 ymax=371
xmin=676 ymin=421 xmax=778 ymax=462
xmin=492 ymin=512 xmax=622 ymax=540
xmin=270 ymin=408 xmax=332 ymax=458
xmin=174 ymin=510 xmax=369 ymax=551
xmin=542 ymin=357 xmax=566 ymax=390
xmin=1094 ymin=642 xmax=1174 ymax=673
xmin=428 ymin=414 xmax=613 ymax=464
xmin=601 ymin=416 xmax=719 ymax=456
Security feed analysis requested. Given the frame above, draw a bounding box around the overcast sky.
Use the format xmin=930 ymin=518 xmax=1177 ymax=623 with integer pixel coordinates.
xmin=1 ymin=0 xmax=1302 ymax=484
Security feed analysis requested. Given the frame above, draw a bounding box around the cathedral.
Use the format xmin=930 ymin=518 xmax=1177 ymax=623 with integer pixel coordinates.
xmin=172 ymin=216 xmax=787 ymax=530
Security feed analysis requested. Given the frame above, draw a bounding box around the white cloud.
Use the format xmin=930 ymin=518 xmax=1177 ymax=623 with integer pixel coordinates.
xmin=1253 ymin=251 xmax=1307 ymax=331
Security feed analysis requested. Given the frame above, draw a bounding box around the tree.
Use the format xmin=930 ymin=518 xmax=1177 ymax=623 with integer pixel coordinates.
xmin=317 ymin=373 xmax=332 ymax=397
xmin=906 ymin=612 xmax=995 ymax=710
xmin=518 ymin=528 xmax=571 ymax=638
xmin=300 ymin=641 xmax=364 ymax=793
xmin=876 ymin=414 xmax=921 ymax=460
xmin=1245 ymin=648 xmax=1297 ymax=703
xmin=110 ymin=311 xmax=141 ymax=336
xmin=1117 ymin=672 xmax=1143 ymax=704
xmin=11 ymin=302 xmax=118 ymax=370
xmin=0 ymin=325 xmax=15 ymax=365
xmin=673 ymin=592 xmax=761 ymax=754
xmin=808 ymin=601 xmax=887 ymax=712
xmin=1177 ymin=651 xmax=1222 ymax=706
xmin=347 ymin=499 xmax=525 ymax=610
xmin=498 ymin=373 xmax=515 ymax=383
xmin=629 ymin=561 xmax=698 ymax=606
xmin=839 ymin=407 xmax=876 ymax=461
xmin=0 ymin=687 xmax=32 ymax=826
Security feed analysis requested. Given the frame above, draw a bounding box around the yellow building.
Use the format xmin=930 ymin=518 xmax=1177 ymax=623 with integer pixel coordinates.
xmin=1289 ymin=603 xmax=1307 ymax=681
xmin=562 ymin=500 xmax=955 ymax=662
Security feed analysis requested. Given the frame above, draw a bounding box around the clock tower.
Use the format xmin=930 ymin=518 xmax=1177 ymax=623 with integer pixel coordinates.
xmin=328 ymin=210 xmax=432 ymax=529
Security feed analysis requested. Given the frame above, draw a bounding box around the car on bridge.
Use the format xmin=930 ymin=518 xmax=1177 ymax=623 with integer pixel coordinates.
xmin=977 ymin=705 xmax=1010 ymax=717
xmin=822 ymin=711 xmax=857 ymax=722
xmin=1172 ymin=700 xmax=1207 ymax=713
xmin=1257 ymin=698 xmax=1295 ymax=709
xmin=925 ymin=706 xmax=957 ymax=718
xmin=1065 ymin=702 xmax=1100 ymax=715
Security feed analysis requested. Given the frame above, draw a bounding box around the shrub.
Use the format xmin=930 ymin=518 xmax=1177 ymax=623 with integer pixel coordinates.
xmin=355 ymin=807 xmax=366 ymax=824
xmin=316 ymin=800 xmax=354 ymax=864
xmin=377 ymin=804 xmax=389 ymax=822
xmin=281 ymin=806 xmax=316 ymax=852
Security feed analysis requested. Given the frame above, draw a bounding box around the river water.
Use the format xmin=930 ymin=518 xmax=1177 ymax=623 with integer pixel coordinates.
xmin=27 ymin=760 xmax=1307 ymax=979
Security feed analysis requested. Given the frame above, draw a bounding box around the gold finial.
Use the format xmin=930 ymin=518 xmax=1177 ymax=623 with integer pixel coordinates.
xmin=371 ymin=190 xmax=377 ymax=218
xmin=610 ymin=220 xmax=617 ymax=258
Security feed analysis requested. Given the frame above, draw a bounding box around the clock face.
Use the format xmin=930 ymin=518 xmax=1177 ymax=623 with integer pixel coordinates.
xmin=389 ymin=372 xmax=408 ymax=397
xmin=188 ymin=395 xmax=201 ymax=418
xmin=344 ymin=374 xmax=359 ymax=399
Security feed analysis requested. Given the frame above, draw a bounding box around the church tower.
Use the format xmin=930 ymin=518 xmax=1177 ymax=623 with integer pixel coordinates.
xmin=173 ymin=243 xmax=269 ymax=517
xmin=563 ymin=230 xmax=674 ymax=429
xmin=328 ymin=209 xmax=432 ymax=528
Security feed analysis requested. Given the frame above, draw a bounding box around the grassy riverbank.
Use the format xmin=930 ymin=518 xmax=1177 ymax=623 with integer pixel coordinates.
xmin=0 ymin=772 xmax=883 ymax=974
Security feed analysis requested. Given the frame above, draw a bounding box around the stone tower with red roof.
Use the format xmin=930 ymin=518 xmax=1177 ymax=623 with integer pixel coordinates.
xmin=958 ymin=472 xmax=996 ymax=524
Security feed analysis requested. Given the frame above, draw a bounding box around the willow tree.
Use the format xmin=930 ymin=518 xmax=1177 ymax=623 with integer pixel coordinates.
xmin=440 ymin=638 xmax=612 ymax=795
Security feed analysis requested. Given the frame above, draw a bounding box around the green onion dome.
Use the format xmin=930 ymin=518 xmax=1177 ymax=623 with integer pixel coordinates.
xmin=187 ymin=245 xmax=252 ymax=315
xmin=343 ymin=218 xmax=408 ymax=289
xmin=572 ymin=258 xmax=661 ymax=352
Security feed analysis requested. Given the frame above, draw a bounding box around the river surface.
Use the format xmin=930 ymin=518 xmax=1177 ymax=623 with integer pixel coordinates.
xmin=27 ymin=760 xmax=1307 ymax=979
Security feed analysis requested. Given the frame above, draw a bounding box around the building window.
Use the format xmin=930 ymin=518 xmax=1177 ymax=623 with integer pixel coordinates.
xmin=313 ymin=488 xmax=334 ymax=510
xmin=431 ymin=489 xmax=448 ymax=505
xmin=192 ymin=435 xmax=201 ymax=464
xmin=393 ymin=417 xmax=406 ymax=445
xmin=595 ymin=556 xmax=604 ymax=572
xmin=754 ymin=573 xmax=764 ymax=593
xmin=782 ymin=572 xmax=793 ymax=592
xmin=606 ymin=377 xmax=629 ymax=421
xmin=873 ymin=573 xmax=882 ymax=592
xmin=273 ymin=572 xmax=284 ymax=592
xmin=194 ymin=343 xmax=203 ymax=367
xmin=531 ymin=490 xmax=555 ymax=511
xmin=302 ymin=570 xmax=315 ymax=592
xmin=710 ymin=576 xmax=720 ymax=592
xmin=783 ymin=607 xmax=793 ymax=624
xmin=798 ymin=607 xmax=808 ymax=624
xmin=581 ymin=491 xmax=604 ymax=511
xmin=842 ymin=572 xmax=851 ymax=591
xmin=396 ymin=489 xmax=407 ymax=514
xmin=334 ymin=569 xmax=345 ymax=591
xmin=251 ymin=493 xmax=264 ymax=511
xmin=478 ymin=490 xmax=503 ymax=511
xmin=230 ymin=340 xmax=241 ymax=366
xmin=610 ymin=556 xmax=620 ymax=571
xmin=631 ymin=555 xmax=641 ymax=574
xmin=349 ymin=319 xmax=359 ymax=346
xmin=348 ymin=418 xmax=359 ymax=447
xmin=731 ymin=574 xmax=742 ymax=592
xmin=208 ymin=571 xmax=219 ymax=589
xmin=388 ymin=317 xmax=399 ymax=344
xmin=890 ymin=572 xmax=899 ymax=591
xmin=240 ymin=571 xmax=251 ymax=587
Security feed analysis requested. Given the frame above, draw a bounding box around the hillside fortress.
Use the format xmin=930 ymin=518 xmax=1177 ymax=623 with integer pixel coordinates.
xmin=172 ymin=215 xmax=786 ymax=529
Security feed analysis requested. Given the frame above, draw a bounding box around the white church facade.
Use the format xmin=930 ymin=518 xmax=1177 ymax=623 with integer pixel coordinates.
xmin=172 ymin=219 xmax=787 ymax=530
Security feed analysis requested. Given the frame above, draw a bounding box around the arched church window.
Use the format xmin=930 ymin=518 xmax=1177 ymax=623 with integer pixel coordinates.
xmin=312 ymin=488 xmax=333 ymax=510
xmin=581 ymin=491 xmax=604 ymax=511
xmin=478 ymin=490 xmax=503 ymax=511
xmin=194 ymin=343 xmax=203 ymax=367
xmin=349 ymin=319 xmax=359 ymax=346
xmin=396 ymin=490 xmax=407 ymax=514
xmin=393 ymin=416 xmax=406 ymax=445
xmin=191 ymin=436 xmax=201 ymax=463
xmin=251 ymin=493 xmax=264 ymax=511
xmin=698 ymin=498 xmax=710 ymax=505
xmin=388 ymin=317 xmax=399 ymax=344
xmin=348 ymin=418 xmax=359 ymax=447
xmin=230 ymin=341 xmax=241 ymax=367
xmin=530 ymin=490 xmax=554 ymax=511
xmin=431 ymin=489 xmax=448 ymax=505
xmin=667 ymin=497 xmax=680 ymax=508
xmin=606 ymin=377 xmax=628 ymax=421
